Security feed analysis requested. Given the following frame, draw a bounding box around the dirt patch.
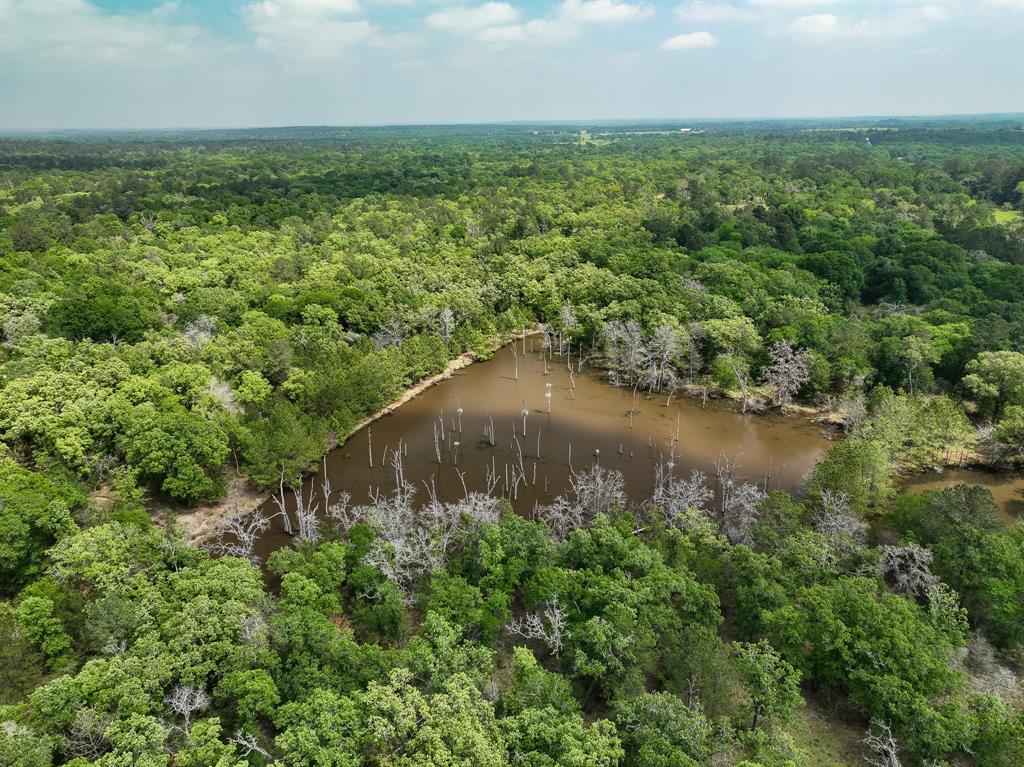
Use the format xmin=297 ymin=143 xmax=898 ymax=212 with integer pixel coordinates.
xmin=165 ymin=474 xmax=267 ymax=545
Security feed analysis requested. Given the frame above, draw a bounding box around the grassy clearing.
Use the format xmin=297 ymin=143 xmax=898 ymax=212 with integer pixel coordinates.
xmin=993 ymin=209 xmax=1023 ymax=224
xmin=787 ymin=699 xmax=866 ymax=767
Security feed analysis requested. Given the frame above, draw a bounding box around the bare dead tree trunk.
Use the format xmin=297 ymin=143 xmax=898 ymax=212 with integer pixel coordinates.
xmin=273 ymin=464 xmax=293 ymax=535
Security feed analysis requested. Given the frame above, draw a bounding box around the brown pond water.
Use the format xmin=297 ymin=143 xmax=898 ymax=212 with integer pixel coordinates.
xmin=252 ymin=343 xmax=832 ymax=557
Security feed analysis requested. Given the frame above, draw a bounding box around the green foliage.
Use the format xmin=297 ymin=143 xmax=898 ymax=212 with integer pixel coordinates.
xmin=0 ymin=716 xmax=56 ymax=767
xmin=116 ymin=402 xmax=229 ymax=503
xmin=892 ymin=485 xmax=1024 ymax=650
xmin=46 ymin=279 xmax=160 ymax=343
xmin=275 ymin=668 xmax=507 ymax=767
xmin=14 ymin=596 xmax=73 ymax=669
xmin=732 ymin=640 xmax=803 ymax=734
xmin=994 ymin=404 xmax=1024 ymax=459
xmin=964 ymin=351 xmax=1024 ymax=420
xmin=4 ymin=123 xmax=1024 ymax=767
xmin=612 ymin=692 xmax=714 ymax=767
xmin=808 ymin=437 xmax=892 ymax=512
xmin=765 ymin=577 xmax=965 ymax=759
xmin=0 ymin=459 xmax=79 ymax=593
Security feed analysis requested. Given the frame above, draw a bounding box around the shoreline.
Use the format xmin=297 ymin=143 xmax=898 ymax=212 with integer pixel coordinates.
xmin=168 ymin=335 xmax=1020 ymax=543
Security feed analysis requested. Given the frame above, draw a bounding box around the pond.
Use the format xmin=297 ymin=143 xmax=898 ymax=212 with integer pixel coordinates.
xmin=251 ymin=342 xmax=833 ymax=557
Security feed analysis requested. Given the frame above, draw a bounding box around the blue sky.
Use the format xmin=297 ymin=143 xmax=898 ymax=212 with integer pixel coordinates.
xmin=1 ymin=0 xmax=1022 ymax=130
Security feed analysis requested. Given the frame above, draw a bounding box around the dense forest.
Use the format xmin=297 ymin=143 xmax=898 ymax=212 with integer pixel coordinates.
xmin=1 ymin=120 xmax=1023 ymax=767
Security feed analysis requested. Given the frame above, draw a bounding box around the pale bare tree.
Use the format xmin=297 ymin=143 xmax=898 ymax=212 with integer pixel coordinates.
xmin=289 ymin=481 xmax=322 ymax=547
xmin=437 ymin=307 xmax=456 ymax=344
xmin=559 ymin=302 xmax=579 ymax=349
xmin=240 ymin=613 xmax=270 ymax=645
xmin=764 ymin=340 xmax=811 ymax=407
xmin=63 ymin=709 xmax=111 ymax=761
xmin=638 ymin=324 xmax=682 ymax=395
xmin=964 ymin=633 xmax=1021 ymax=702
xmin=721 ymin=483 xmax=765 ymax=545
xmin=974 ymin=422 xmax=1006 ymax=464
xmin=508 ymin=596 xmax=569 ymax=656
xmin=720 ymin=354 xmax=753 ymax=413
xmin=715 ymin=454 xmax=764 ymax=544
xmin=570 ymin=464 xmax=625 ymax=516
xmin=326 ymin=490 xmax=358 ymax=530
xmin=358 ymin=482 xmax=500 ymax=603
xmin=205 ymin=377 xmax=239 ymax=415
xmin=863 ymin=721 xmax=901 ymax=767
xmin=653 ymin=467 xmax=715 ymax=534
xmin=835 ymin=389 xmax=868 ymax=431
xmin=270 ymin=465 xmax=294 ymax=535
xmin=815 ymin=489 xmax=868 ymax=551
xmin=604 ymin=319 xmax=649 ymax=386
xmin=372 ymin=316 xmax=405 ymax=348
xmin=182 ymin=315 xmax=214 ymax=347
xmin=230 ymin=730 xmax=272 ymax=759
xmin=534 ymin=496 xmax=588 ymax=541
xmin=165 ymin=684 xmax=210 ymax=740
xmin=878 ymin=544 xmax=939 ymax=597
xmin=205 ymin=509 xmax=271 ymax=564
xmin=451 ymin=492 xmax=502 ymax=527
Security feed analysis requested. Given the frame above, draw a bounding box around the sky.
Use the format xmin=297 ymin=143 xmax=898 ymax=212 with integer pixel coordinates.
xmin=1 ymin=0 xmax=1022 ymax=131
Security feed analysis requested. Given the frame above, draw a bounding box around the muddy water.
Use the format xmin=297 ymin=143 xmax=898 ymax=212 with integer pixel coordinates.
xmin=253 ymin=343 xmax=832 ymax=556
xmin=899 ymin=469 xmax=1024 ymax=526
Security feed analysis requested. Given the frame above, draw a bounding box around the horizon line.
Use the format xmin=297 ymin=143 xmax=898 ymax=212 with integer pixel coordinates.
xmin=3 ymin=112 xmax=1024 ymax=136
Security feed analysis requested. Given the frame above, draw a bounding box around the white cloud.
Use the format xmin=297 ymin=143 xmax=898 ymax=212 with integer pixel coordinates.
xmin=782 ymin=3 xmax=962 ymax=43
xmin=476 ymin=18 xmax=581 ymax=45
xmin=0 ymin=0 xmax=208 ymax=62
xmin=426 ymin=0 xmax=651 ymax=48
xmin=661 ymin=30 xmax=719 ymax=49
xmin=559 ymin=0 xmax=654 ymax=24
xmin=426 ymin=3 xmax=521 ymax=32
xmin=242 ymin=0 xmax=407 ymax=65
xmin=674 ymin=2 xmax=753 ymax=23
xmin=787 ymin=12 xmax=838 ymax=38
xmin=748 ymin=0 xmax=838 ymax=7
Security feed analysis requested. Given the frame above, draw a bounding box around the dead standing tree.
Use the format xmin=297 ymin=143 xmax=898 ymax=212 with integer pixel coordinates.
xmin=863 ymin=721 xmax=902 ymax=767
xmin=534 ymin=496 xmax=587 ymax=541
xmin=269 ymin=459 xmax=333 ymax=547
xmin=877 ymin=544 xmax=939 ymax=598
xmin=570 ymin=463 xmax=626 ymax=517
xmin=653 ymin=465 xmax=715 ymax=534
xmin=164 ymin=684 xmax=210 ymax=742
xmin=508 ymin=596 xmax=569 ymax=656
xmin=815 ymin=489 xmax=868 ymax=554
xmin=763 ymin=340 xmax=812 ymax=407
xmin=714 ymin=454 xmax=765 ymax=544
xmin=646 ymin=323 xmax=681 ymax=394
xmin=206 ymin=509 xmax=271 ymax=564
xmin=603 ymin=319 xmax=650 ymax=388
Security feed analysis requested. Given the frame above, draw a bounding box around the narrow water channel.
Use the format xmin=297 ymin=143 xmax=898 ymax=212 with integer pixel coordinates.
xmin=899 ymin=468 xmax=1024 ymax=526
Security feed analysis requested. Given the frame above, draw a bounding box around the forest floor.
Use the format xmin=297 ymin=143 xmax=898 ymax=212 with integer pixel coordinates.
xmin=788 ymin=695 xmax=867 ymax=766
